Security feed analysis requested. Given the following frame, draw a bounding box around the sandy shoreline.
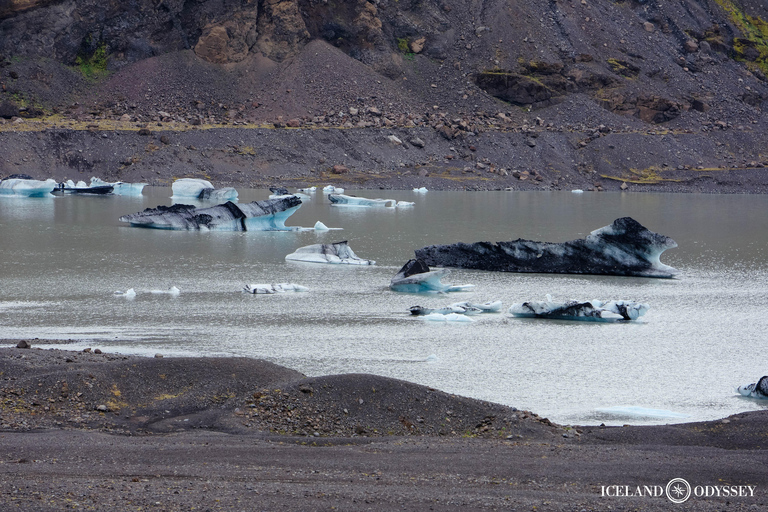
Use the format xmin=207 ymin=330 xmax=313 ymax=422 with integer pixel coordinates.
xmin=1 ymin=345 xmax=766 ymax=510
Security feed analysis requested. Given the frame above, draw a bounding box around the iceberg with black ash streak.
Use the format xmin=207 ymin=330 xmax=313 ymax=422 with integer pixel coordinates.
xmin=415 ymin=217 xmax=678 ymax=278
xmin=118 ymin=196 xmax=302 ymax=231
xmin=243 ymin=283 xmax=310 ymax=294
xmin=508 ymin=295 xmax=649 ymax=322
xmin=390 ymin=259 xmax=474 ymax=293
xmin=737 ymin=376 xmax=768 ymax=399
xmin=285 ymin=241 xmax=375 ymax=265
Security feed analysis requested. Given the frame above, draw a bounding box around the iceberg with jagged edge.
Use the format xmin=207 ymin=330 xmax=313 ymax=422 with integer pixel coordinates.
xmin=508 ymin=295 xmax=649 ymax=322
xmin=171 ymin=178 xmax=238 ymax=201
xmin=0 ymin=175 xmax=56 ymax=197
xmin=737 ymin=377 xmax=768 ymax=399
xmin=415 ymin=217 xmax=678 ymax=278
xmin=118 ymin=196 xmax=302 ymax=231
xmin=390 ymin=259 xmax=474 ymax=293
xmin=285 ymin=241 xmax=375 ymax=265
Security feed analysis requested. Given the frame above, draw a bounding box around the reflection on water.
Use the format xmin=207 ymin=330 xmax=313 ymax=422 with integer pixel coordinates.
xmin=2 ymin=188 xmax=768 ymax=425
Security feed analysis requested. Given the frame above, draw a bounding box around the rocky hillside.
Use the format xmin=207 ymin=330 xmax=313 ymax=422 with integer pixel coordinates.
xmin=0 ymin=0 xmax=767 ymax=191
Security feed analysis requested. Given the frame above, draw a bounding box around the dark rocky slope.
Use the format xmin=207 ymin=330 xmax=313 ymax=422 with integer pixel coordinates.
xmin=1 ymin=0 xmax=767 ymax=191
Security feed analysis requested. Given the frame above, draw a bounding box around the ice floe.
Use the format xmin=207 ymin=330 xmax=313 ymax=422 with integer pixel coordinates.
xmin=285 ymin=241 xmax=375 ymax=265
xmin=119 ymin=197 xmax=302 ymax=231
xmin=389 ymin=259 xmax=474 ymax=293
xmin=243 ymin=283 xmax=309 ymax=294
xmin=508 ymin=295 xmax=649 ymax=321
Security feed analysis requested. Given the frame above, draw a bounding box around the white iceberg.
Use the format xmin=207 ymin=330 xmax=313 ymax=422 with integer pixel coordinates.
xmin=314 ymin=221 xmax=330 ymax=231
xmin=390 ymin=259 xmax=474 ymax=294
xmin=150 ymin=286 xmax=180 ymax=296
xmin=508 ymin=295 xmax=649 ymax=322
xmin=285 ymin=241 xmax=375 ymax=265
xmin=410 ymin=304 xmax=482 ymax=316
xmin=53 ymin=179 xmax=115 ymax=195
xmin=571 ymin=189 xmax=584 ymax=194
xmin=322 ymin=185 xmax=345 ymax=194
xmin=737 ymin=376 xmax=768 ymax=399
xmin=171 ymin=178 xmax=238 ymax=201
xmin=114 ymin=288 xmax=137 ymax=298
xmin=297 ymin=186 xmax=316 ymax=193
xmin=328 ymin=193 xmax=397 ymax=208
xmin=451 ymin=300 xmax=503 ymax=313
xmin=119 ymin=197 xmax=302 ymax=231
xmin=243 ymin=283 xmax=309 ymax=294
xmin=422 ymin=313 xmax=475 ymax=323
xmin=0 ymin=175 xmax=56 ymax=197
xmin=413 ymin=187 xmax=428 ymax=193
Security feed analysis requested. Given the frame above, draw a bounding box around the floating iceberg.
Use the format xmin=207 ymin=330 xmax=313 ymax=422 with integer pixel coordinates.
xmin=508 ymin=295 xmax=649 ymax=322
xmin=328 ymin=193 xmax=397 ymax=208
xmin=571 ymin=189 xmax=584 ymax=194
xmin=410 ymin=301 xmax=501 ymax=316
xmin=285 ymin=241 xmax=375 ymax=265
xmin=114 ymin=288 xmax=136 ymax=298
xmin=90 ymin=177 xmax=146 ymax=196
xmin=422 ymin=313 xmax=475 ymax=323
xmin=389 ymin=259 xmax=474 ymax=294
xmin=737 ymin=376 xmax=768 ymax=399
xmin=119 ymin=196 xmax=302 ymax=231
xmin=297 ymin=186 xmax=316 ymax=193
xmin=243 ymin=283 xmax=309 ymax=294
xmin=53 ymin=179 xmax=114 ymax=195
xmin=0 ymin=175 xmax=56 ymax=197
xmin=314 ymin=221 xmax=329 ymax=231
xmin=171 ymin=178 xmax=238 ymax=201
xmin=150 ymin=286 xmax=180 ymax=296
xmin=413 ymin=187 xmax=428 ymax=193
xmin=415 ymin=217 xmax=678 ymax=278
xmin=323 ymin=185 xmax=345 ymax=194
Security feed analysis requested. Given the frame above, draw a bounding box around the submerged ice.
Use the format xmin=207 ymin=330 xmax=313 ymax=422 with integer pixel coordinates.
xmin=415 ymin=217 xmax=678 ymax=278
xmin=509 ymin=295 xmax=649 ymax=322
xmin=118 ymin=196 xmax=302 ymax=231
xmin=285 ymin=241 xmax=375 ymax=265
xmin=389 ymin=259 xmax=474 ymax=294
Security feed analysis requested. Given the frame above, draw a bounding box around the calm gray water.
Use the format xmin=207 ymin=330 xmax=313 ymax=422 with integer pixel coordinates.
xmin=1 ymin=187 xmax=767 ymax=426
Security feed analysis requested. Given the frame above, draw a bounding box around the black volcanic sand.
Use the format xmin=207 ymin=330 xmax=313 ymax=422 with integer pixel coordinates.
xmin=1 ymin=346 xmax=767 ymax=510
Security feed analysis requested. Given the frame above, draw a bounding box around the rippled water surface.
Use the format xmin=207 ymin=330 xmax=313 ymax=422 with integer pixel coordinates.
xmin=2 ymin=187 xmax=767 ymax=425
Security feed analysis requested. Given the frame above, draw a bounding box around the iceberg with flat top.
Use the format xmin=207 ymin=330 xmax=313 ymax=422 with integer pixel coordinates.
xmin=328 ymin=193 xmax=397 ymax=208
xmin=118 ymin=196 xmax=302 ymax=231
xmin=390 ymin=259 xmax=474 ymax=293
xmin=285 ymin=241 xmax=375 ymax=265
xmin=509 ymin=295 xmax=649 ymax=322
xmin=243 ymin=283 xmax=309 ymax=294
xmin=414 ymin=217 xmax=678 ymax=278
xmin=410 ymin=301 xmax=502 ymax=316
xmin=171 ymin=178 xmax=238 ymax=201
xmin=90 ymin=177 xmax=146 ymax=196
xmin=422 ymin=313 xmax=475 ymax=323
xmin=737 ymin=376 xmax=768 ymax=399
xmin=0 ymin=175 xmax=56 ymax=197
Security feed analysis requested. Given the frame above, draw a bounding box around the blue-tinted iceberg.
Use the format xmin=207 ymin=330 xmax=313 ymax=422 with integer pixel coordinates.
xmin=390 ymin=259 xmax=474 ymax=293
xmin=172 ymin=178 xmax=238 ymax=201
xmin=243 ymin=283 xmax=309 ymax=294
xmin=0 ymin=175 xmax=56 ymax=197
xmin=90 ymin=177 xmax=146 ymax=196
xmin=285 ymin=241 xmax=375 ymax=265
xmin=118 ymin=196 xmax=302 ymax=231
xmin=509 ymin=295 xmax=649 ymax=322
xmin=415 ymin=217 xmax=678 ymax=278
xmin=328 ymin=193 xmax=396 ymax=208
xmin=737 ymin=376 xmax=768 ymax=399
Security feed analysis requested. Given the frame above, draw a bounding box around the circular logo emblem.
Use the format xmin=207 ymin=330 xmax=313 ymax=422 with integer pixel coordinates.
xmin=666 ymin=478 xmax=692 ymax=503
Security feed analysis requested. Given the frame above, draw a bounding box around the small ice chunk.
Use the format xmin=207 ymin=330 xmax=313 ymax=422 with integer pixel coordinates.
xmin=323 ymin=185 xmax=345 ymax=194
xmin=737 ymin=376 xmax=768 ymax=399
xmin=172 ymin=178 xmax=238 ymax=201
xmin=328 ymin=193 xmax=396 ymax=208
xmin=571 ymin=189 xmax=584 ymax=194
xmin=413 ymin=187 xmax=428 ymax=193
xmin=114 ymin=288 xmax=136 ymax=298
xmin=390 ymin=259 xmax=474 ymax=294
xmin=423 ymin=313 xmax=474 ymax=323
xmin=451 ymin=300 xmax=503 ymax=313
xmin=150 ymin=286 xmax=180 ymax=295
xmin=297 ymin=187 xmax=316 ymax=193
xmin=243 ymin=283 xmax=309 ymax=294
xmin=285 ymin=241 xmax=375 ymax=265
xmin=314 ymin=221 xmax=329 ymax=231
xmin=396 ymin=201 xmax=415 ymax=207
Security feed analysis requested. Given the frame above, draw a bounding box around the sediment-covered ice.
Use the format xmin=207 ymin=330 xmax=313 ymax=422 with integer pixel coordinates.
xmin=285 ymin=241 xmax=375 ymax=265
xmin=323 ymin=185 xmax=344 ymax=193
xmin=171 ymin=178 xmax=238 ymax=201
xmin=390 ymin=259 xmax=474 ymax=293
xmin=119 ymin=197 xmax=302 ymax=231
xmin=297 ymin=187 xmax=316 ymax=193
xmin=410 ymin=301 xmax=501 ymax=316
xmin=509 ymin=295 xmax=649 ymax=321
xmin=328 ymin=193 xmax=396 ymax=207
xmin=243 ymin=283 xmax=309 ymax=294
xmin=415 ymin=217 xmax=678 ymax=278
xmin=737 ymin=376 xmax=768 ymax=399
xmin=0 ymin=175 xmax=56 ymax=197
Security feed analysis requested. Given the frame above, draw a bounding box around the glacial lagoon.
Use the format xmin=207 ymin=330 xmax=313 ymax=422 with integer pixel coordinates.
xmin=1 ymin=187 xmax=767 ymax=426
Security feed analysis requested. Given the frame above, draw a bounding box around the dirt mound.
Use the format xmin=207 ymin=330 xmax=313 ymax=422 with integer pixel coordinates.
xmin=0 ymin=347 xmax=564 ymax=440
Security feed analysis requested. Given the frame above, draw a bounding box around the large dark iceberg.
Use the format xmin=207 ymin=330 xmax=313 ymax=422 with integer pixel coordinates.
xmin=118 ymin=196 xmax=302 ymax=231
xmin=414 ymin=217 xmax=678 ymax=278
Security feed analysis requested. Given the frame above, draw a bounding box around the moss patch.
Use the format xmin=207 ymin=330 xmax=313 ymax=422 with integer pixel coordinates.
xmin=713 ymin=0 xmax=768 ymax=74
